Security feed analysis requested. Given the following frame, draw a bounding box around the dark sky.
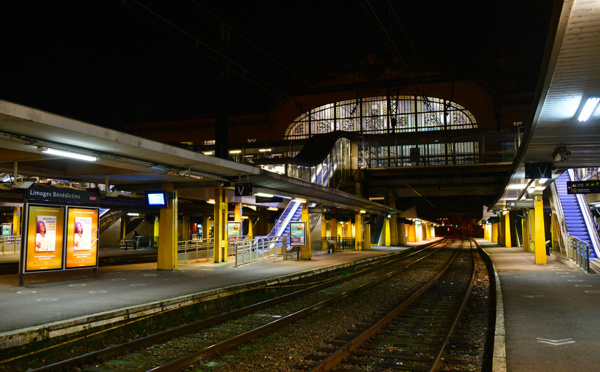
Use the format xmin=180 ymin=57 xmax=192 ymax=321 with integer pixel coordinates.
xmin=0 ymin=1 xmax=555 ymax=131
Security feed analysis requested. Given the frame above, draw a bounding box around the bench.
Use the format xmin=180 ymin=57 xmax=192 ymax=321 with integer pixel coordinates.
xmin=123 ymin=238 xmax=140 ymax=250
xmin=326 ymin=239 xmax=336 ymax=253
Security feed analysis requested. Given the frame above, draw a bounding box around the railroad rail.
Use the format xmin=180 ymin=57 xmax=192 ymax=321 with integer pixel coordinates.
xmin=8 ymin=239 xmax=451 ymax=372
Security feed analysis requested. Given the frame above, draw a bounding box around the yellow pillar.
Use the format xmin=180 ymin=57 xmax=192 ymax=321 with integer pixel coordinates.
xmin=383 ymin=218 xmax=391 ymax=246
xmin=399 ymin=222 xmax=407 ymax=245
xmin=12 ymin=207 xmax=21 ymax=235
xmin=321 ymin=214 xmax=327 ymax=250
xmin=484 ymin=223 xmax=491 ymax=241
xmin=300 ymin=204 xmax=311 ymax=260
xmin=407 ymin=223 xmax=416 ymax=242
xmin=234 ymin=203 xmax=242 ymax=221
xmin=247 ymin=217 xmax=253 ymax=237
xmin=157 ymin=184 xmax=177 ymax=270
xmin=534 ymin=195 xmax=547 ymax=264
xmin=181 ymin=214 xmax=190 ymax=241
xmin=355 ymin=213 xmax=363 ymax=250
xmin=213 ymin=187 xmax=228 ymax=263
xmin=504 ymin=212 xmax=512 ymax=247
xmin=390 ymin=215 xmax=398 ymax=245
xmin=330 ymin=217 xmax=337 ymax=239
xmin=523 ymin=213 xmax=530 ymax=251
xmin=364 ymin=222 xmax=371 ymax=250
xmin=153 ymin=215 xmax=159 ymax=248
xmin=491 ymin=223 xmax=498 ymax=243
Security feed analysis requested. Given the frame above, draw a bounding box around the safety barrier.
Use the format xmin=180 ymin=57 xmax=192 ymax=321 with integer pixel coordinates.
xmin=0 ymin=235 xmax=21 ymax=254
xmin=568 ymin=236 xmax=591 ymax=273
xmin=177 ymin=238 xmax=214 ymax=263
xmin=233 ymin=236 xmax=287 ymax=267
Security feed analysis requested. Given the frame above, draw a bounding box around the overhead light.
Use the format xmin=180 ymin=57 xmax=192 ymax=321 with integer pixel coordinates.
xmin=292 ymin=198 xmax=307 ymax=203
xmin=258 ymin=148 xmax=272 ymax=152
xmin=267 ymin=207 xmax=278 ymax=211
xmin=507 ymin=184 xmax=527 ymax=190
xmin=229 ymin=150 xmax=242 ymax=154
xmin=578 ymin=96 xmax=600 ymax=122
xmin=202 ymin=151 xmax=214 ymax=156
xmin=127 ymin=213 xmax=140 ymax=217
xmin=255 ymin=192 xmax=274 ymax=198
xmin=359 ymin=210 xmax=366 ymax=214
xmin=38 ymin=146 xmax=97 ymax=162
xmin=207 ymin=199 xmax=215 ymax=204
xmin=538 ymin=178 xmax=549 ymax=184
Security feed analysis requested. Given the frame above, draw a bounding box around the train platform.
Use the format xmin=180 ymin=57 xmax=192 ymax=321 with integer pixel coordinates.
xmin=0 ymin=240 xmax=436 ymax=350
xmin=480 ymin=239 xmax=600 ymax=372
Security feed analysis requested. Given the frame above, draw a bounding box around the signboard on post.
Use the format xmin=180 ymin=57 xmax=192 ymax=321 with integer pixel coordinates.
xmin=567 ymin=180 xmax=600 ymax=194
xmin=506 ymin=200 xmax=535 ymax=209
xmin=227 ymin=221 xmax=242 ymax=244
xmin=525 ymin=162 xmax=552 ymax=179
xmin=289 ymin=221 xmax=306 ymax=246
xmin=234 ymin=183 xmax=253 ymax=196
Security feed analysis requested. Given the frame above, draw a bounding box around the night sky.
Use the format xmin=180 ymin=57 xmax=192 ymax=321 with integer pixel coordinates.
xmin=0 ymin=1 xmax=555 ymax=131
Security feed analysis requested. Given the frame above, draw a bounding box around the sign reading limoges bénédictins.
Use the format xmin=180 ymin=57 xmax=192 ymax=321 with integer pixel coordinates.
xmin=27 ymin=185 xmax=101 ymax=204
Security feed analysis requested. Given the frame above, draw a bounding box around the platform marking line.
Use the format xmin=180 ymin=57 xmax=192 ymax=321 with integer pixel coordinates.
xmin=89 ymin=290 xmax=107 ymax=294
xmin=68 ymin=283 xmax=87 ymax=287
xmin=560 ymin=275 xmax=577 ymax=277
xmin=536 ymin=337 xmax=575 ymax=346
xmin=567 ymin=279 xmax=584 ymax=282
xmin=143 ymin=274 xmax=157 ymax=277
xmin=36 ymin=298 xmax=58 ymax=302
xmin=129 ymin=283 xmax=146 ymax=287
xmin=522 ymin=295 xmax=544 ymax=298
xmin=584 ymin=290 xmax=600 ymax=294
xmin=16 ymin=290 xmax=37 ymax=294
xmin=111 ymin=278 xmax=127 ymax=281
xmin=575 ymin=284 xmax=593 ymax=287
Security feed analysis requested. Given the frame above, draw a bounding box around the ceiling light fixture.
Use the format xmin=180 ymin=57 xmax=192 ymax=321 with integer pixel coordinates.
xmin=38 ymin=146 xmax=97 ymax=162
xmin=578 ymin=96 xmax=600 ymax=122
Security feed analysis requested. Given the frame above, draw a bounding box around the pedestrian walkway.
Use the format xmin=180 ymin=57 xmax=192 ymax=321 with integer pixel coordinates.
xmin=481 ymin=240 xmax=600 ymax=372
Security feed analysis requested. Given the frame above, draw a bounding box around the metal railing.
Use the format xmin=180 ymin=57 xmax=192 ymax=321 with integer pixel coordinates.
xmin=177 ymin=238 xmax=215 ymax=263
xmin=0 ymin=235 xmax=21 ymax=254
xmin=233 ymin=235 xmax=288 ymax=267
xmin=568 ymin=236 xmax=591 ymax=273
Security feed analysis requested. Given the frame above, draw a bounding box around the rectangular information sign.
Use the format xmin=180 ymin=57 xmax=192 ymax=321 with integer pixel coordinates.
xmin=506 ymin=200 xmax=535 ymax=209
xmin=65 ymin=207 xmax=99 ymax=269
xmin=227 ymin=221 xmax=242 ymax=244
xmin=567 ymin=180 xmax=600 ymax=194
xmin=24 ymin=204 xmax=65 ymax=273
xmin=290 ymin=221 xmax=306 ymax=246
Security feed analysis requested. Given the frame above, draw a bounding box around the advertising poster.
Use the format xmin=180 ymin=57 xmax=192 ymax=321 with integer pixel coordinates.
xmin=65 ymin=207 xmax=99 ymax=269
xmin=227 ymin=221 xmax=242 ymax=244
xmin=1 ymin=223 xmax=12 ymax=236
xmin=290 ymin=221 xmax=306 ymax=246
xmin=24 ymin=205 xmax=65 ymax=272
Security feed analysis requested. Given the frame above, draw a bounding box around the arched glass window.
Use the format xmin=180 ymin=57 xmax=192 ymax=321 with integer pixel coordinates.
xmin=284 ymin=96 xmax=477 ymax=140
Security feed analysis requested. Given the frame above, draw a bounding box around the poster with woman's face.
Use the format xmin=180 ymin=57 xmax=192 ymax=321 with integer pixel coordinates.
xmin=25 ymin=205 xmax=65 ymax=272
xmin=65 ymin=208 xmax=99 ymax=269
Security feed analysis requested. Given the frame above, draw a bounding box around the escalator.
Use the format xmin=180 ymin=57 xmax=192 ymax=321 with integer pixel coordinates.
xmin=555 ymin=171 xmax=598 ymax=258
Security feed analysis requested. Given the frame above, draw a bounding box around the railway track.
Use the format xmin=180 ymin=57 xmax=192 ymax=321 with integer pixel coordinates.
xmin=12 ymin=238 xmax=451 ymax=372
xmin=307 ymin=239 xmax=475 ymax=371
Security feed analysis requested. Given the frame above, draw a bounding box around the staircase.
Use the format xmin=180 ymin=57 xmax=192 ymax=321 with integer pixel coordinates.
xmin=370 ymin=215 xmax=384 ymax=245
xmin=555 ymin=171 xmax=597 ymax=258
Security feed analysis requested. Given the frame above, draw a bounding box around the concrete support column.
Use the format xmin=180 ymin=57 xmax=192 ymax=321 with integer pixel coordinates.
xmin=153 ymin=216 xmax=159 ymax=247
xmin=300 ymin=205 xmax=311 ymax=260
xmin=330 ymin=217 xmax=337 ymax=239
xmin=181 ymin=214 xmax=190 ymax=241
xmin=504 ymin=212 xmax=512 ymax=247
xmin=364 ymin=223 xmax=371 ymax=250
xmin=523 ymin=213 xmax=531 ymax=251
xmin=247 ymin=217 xmax=253 ymax=237
xmin=213 ymin=187 xmax=228 ymax=263
xmin=390 ymin=215 xmax=398 ymax=245
xmin=407 ymin=223 xmax=416 ymax=242
xmin=12 ymin=207 xmax=21 ymax=235
xmin=383 ymin=218 xmax=391 ymax=246
xmin=234 ymin=203 xmax=242 ymax=222
xmin=484 ymin=223 xmax=491 ymax=241
xmin=534 ymin=195 xmax=547 ymax=264
xmin=157 ymin=183 xmax=177 ymax=270
xmin=399 ymin=222 xmax=407 ymax=245
xmin=355 ymin=213 xmax=363 ymax=250
xmin=491 ymin=223 xmax=498 ymax=243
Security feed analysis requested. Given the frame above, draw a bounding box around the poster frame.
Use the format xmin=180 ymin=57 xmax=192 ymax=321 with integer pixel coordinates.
xmin=22 ymin=203 xmax=66 ymax=274
xmin=289 ymin=221 xmax=306 ymax=247
xmin=64 ymin=206 xmax=100 ymax=270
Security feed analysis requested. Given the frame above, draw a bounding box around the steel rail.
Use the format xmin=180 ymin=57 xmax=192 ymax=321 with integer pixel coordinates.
xmin=309 ymin=240 xmax=469 ymax=372
xmin=24 ymin=239 xmax=448 ymax=372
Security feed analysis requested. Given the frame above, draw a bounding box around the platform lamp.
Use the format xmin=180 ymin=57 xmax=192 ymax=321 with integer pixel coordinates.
xmin=577 ymin=96 xmax=600 ymax=122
